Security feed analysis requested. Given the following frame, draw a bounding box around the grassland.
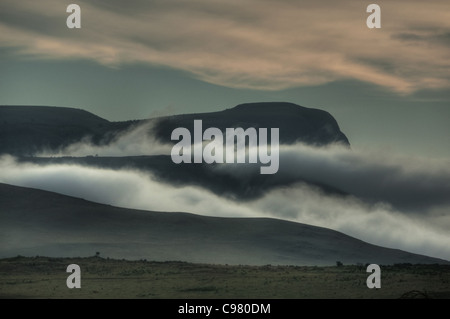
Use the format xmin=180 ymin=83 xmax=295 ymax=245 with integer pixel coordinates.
xmin=0 ymin=256 xmax=449 ymax=299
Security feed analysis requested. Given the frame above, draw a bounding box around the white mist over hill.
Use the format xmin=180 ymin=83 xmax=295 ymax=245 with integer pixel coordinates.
xmin=1 ymin=142 xmax=449 ymax=261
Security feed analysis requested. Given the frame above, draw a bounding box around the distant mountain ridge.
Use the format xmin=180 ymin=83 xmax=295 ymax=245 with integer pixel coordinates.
xmin=152 ymin=102 xmax=350 ymax=146
xmin=0 ymin=105 xmax=108 ymax=125
xmin=0 ymin=105 xmax=125 ymax=155
xmin=0 ymin=102 xmax=349 ymax=155
xmin=0 ymin=183 xmax=446 ymax=266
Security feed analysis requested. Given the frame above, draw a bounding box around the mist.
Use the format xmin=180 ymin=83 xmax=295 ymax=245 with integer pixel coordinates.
xmin=215 ymin=143 xmax=450 ymax=212
xmin=38 ymin=121 xmax=172 ymax=157
xmin=1 ymin=143 xmax=449 ymax=261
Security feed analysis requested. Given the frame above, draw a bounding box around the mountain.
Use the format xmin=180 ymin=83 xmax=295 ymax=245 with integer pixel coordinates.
xmin=152 ymin=102 xmax=350 ymax=146
xmin=0 ymin=102 xmax=349 ymax=155
xmin=0 ymin=105 xmax=135 ymax=156
xmin=0 ymin=183 xmax=446 ymax=266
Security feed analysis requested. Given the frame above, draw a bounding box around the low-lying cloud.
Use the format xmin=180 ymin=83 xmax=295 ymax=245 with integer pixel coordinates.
xmin=216 ymin=144 xmax=450 ymax=212
xmin=1 ymin=142 xmax=449 ymax=261
xmin=40 ymin=122 xmax=450 ymax=214
xmin=38 ymin=121 xmax=172 ymax=157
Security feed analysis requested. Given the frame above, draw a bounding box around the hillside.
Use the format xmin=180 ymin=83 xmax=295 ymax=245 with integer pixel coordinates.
xmin=0 ymin=183 xmax=447 ymax=266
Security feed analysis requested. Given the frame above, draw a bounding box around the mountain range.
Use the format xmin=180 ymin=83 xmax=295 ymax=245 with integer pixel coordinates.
xmin=0 ymin=102 xmax=349 ymax=156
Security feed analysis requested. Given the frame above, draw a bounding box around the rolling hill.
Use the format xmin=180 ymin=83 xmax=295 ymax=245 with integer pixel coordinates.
xmin=0 ymin=183 xmax=447 ymax=266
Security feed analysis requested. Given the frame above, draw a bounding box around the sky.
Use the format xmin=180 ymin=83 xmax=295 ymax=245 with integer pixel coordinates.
xmin=0 ymin=0 xmax=449 ymax=158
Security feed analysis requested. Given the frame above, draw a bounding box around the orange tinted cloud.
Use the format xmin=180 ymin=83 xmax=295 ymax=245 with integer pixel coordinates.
xmin=1 ymin=0 xmax=449 ymax=93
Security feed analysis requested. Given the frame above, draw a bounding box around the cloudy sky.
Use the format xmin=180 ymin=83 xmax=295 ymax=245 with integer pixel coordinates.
xmin=0 ymin=0 xmax=449 ymax=158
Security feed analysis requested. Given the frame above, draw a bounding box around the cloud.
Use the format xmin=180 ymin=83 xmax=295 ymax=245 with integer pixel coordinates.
xmin=212 ymin=143 xmax=450 ymax=212
xmin=1 ymin=145 xmax=450 ymax=261
xmin=33 ymin=127 xmax=450 ymax=214
xmin=280 ymin=145 xmax=450 ymax=211
xmin=0 ymin=0 xmax=449 ymax=93
xmin=38 ymin=121 xmax=172 ymax=157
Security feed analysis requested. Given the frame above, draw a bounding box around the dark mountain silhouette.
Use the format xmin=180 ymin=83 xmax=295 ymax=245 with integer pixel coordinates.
xmin=0 ymin=105 xmax=134 ymax=156
xmin=0 ymin=102 xmax=349 ymax=155
xmin=152 ymin=102 xmax=350 ymax=146
xmin=0 ymin=183 xmax=446 ymax=265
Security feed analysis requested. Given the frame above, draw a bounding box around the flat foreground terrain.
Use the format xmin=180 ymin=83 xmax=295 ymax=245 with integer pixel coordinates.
xmin=0 ymin=256 xmax=449 ymax=299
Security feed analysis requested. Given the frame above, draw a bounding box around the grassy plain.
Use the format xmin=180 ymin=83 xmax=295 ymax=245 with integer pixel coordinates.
xmin=0 ymin=256 xmax=449 ymax=299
